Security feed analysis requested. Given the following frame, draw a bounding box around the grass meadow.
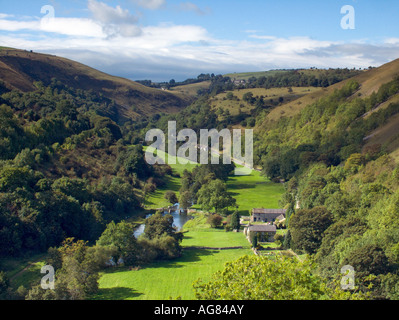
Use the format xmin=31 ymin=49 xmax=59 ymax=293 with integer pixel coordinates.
xmin=95 ymin=224 xmax=252 ymax=300
xmin=144 ymin=146 xmax=285 ymax=215
xmin=227 ymin=169 xmax=285 ymax=215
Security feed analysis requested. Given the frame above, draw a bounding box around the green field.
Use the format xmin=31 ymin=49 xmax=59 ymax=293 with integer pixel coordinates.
xmin=227 ymin=170 xmax=285 ymax=215
xmin=95 ymin=226 xmax=252 ymax=300
xmin=144 ymin=146 xmax=285 ymax=214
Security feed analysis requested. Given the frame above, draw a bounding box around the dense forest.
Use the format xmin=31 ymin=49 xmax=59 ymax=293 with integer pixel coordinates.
xmin=0 ymin=80 xmax=150 ymax=256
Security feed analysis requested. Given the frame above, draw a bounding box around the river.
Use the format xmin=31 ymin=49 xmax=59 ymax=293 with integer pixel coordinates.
xmin=134 ymin=204 xmax=193 ymax=238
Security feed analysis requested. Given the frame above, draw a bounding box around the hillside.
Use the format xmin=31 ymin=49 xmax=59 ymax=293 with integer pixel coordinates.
xmin=0 ymin=47 xmax=190 ymax=121
xmin=257 ymin=58 xmax=399 ymax=162
xmin=262 ymin=61 xmax=399 ymax=122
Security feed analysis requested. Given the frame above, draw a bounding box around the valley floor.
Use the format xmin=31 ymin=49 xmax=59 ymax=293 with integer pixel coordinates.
xmin=95 ymin=228 xmax=252 ymax=300
xmin=6 ymin=153 xmax=286 ymax=300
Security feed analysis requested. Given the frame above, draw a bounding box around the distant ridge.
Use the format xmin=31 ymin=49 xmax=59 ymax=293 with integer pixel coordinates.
xmin=0 ymin=47 xmax=191 ymax=120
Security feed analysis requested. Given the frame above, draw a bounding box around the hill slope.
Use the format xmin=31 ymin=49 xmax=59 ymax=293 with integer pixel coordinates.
xmin=0 ymin=48 xmax=190 ymax=121
xmin=262 ymin=61 xmax=399 ymax=123
xmin=258 ymin=58 xmax=399 ymax=162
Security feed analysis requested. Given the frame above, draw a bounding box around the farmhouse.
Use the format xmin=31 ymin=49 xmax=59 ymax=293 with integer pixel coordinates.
xmin=251 ymin=208 xmax=287 ymax=223
xmin=246 ymin=224 xmax=277 ymax=242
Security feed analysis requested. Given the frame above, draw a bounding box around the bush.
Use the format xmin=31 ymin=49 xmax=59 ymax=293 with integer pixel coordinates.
xmin=207 ymin=214 xmax=223 ymax=228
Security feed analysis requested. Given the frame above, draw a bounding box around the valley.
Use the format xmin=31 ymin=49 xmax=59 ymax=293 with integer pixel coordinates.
xmin=1 ymin=47 xmax=399 ymax=301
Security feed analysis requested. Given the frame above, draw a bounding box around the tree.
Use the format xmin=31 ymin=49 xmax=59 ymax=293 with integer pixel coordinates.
xmin=251 ymin=233 xmax=258 ymax=248
xmin=230 ymin=210 xmax=240 ymax=231
xmin=144 ymin=213 xmax=182 ymax=242
xmin=285 ymin=202 xmax=295 ymax=227
xmin=164 ymin=191 xmax=178 ymax=205
xmin=197 ymin=179 xmax=236 ymax=214
xmin=27 ymin=238 xmax=109 ymax=300
xmin=0 ymin=271 xmax=10 ymax=299
xmin=343 ymin=244 xmax=390 ymax=278
xmin=193 ymin=255 xmax=364 ymax=300
xmin=207 ymin=214 xmax=223 ymax=228
xmin=283 ymin=229 xmax=292 ymax=249
xmin=97 ymin=221 xmax=138 ymax=265
xmin=289 ymin=206 xmax=333 ymax=254
xmin=179 ymin=191 xmax=192 ymax=210
xmin=242 ymin=92 xmax=254 ymax=104
xmin=226 ymin=92 xmax=234 ymax=100
xmin=138 ymin=233 xmax=182 ymax=261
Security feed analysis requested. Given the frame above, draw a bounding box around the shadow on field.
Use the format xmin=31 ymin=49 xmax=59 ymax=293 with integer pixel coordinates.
xmin=180 ymin=248 xmax=218 ymax=263
xmin=97 ymin=287 xmax=143 ymax=300
xmin=227 ymin=183 xmax=256 ymax=190
xmin=163 ymin=175 xmax=181 ymax=192
xmin=139 ymin=249 xmax=217 ymax=270
xmin=237 ymin=209 xmax=250 ymax=216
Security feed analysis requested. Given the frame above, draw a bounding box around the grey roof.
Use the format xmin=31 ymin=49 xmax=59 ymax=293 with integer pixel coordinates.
xmin=252 ymin=208 xmax=287 ymax=214
xmin=275 ymin=214 xmax=285 ymax=221
xmin=248 ymin=225 xmax=277 ymax=232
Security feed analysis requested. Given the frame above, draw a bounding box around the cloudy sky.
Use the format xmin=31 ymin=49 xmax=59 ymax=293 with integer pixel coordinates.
xmin=1 ymin=0 xmax=399 ymax=81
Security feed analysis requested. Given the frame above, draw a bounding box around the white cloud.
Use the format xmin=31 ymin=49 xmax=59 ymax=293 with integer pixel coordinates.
xmin=88 ymin=0 xmax=138 ymax=24
xmin=385 ymin=38 xmax=399 ymax=45
xmin=88 ymin=0 xmax=142 ymax=38
xmin=0 ymin=17 xmax=104 ymax=37
xmin=249 ymin=34 xmax=277 ymax=40
xmin=178 ymin=2 xmax=211 ymax=15
xmin=130 ymin=0 xmax=166 ymax=10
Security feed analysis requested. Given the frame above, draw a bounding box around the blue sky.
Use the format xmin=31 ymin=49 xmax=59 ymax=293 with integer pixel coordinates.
xmin=1 ymin=0 xmax=399 ymax=81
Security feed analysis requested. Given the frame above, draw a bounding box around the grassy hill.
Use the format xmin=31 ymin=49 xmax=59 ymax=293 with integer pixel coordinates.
xmin=257 ymin=59 xmax=399 ymax=162
xmin=261 ymin=61 xmax=398 ymax=122
xmin=209 ymin=86 xmax=322 ymax=118
xmin=0 ymin=47 xmax=190 ymax=120
xmin=167 ymin=81 xmax=211 ymax=100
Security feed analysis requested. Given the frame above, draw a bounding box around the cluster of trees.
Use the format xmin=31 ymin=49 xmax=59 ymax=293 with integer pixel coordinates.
xmin=3 ymin=212 xmax=183 ymax=300
xmin=242 ymin=68 xmax=363 ymax=89
xmin=193 ymin=254 xmax=365 ymax=300
xmin=203 ymin=69 xmax=363 ymax=96
xmin=281 ymin=155 xmax=399 ymax=299
xmin=257 ymin=78 xmax=399 ymax=181
xmin=0 ymin=80 xmax=163 ymax=259
xmin=123 ymin=96 xmax=222 ymax=148
xmin=178 ymin=163 xmax=236 ymax=215
xmin=96 ymin=214 xmax=183 ymax=266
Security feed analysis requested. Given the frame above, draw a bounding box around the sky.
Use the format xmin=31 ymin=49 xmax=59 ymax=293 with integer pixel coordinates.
xmin=1 ymin=0 xmax=399 ymax=81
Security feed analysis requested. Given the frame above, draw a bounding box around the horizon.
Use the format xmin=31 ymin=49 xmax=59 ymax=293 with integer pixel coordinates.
xmin=1 ymin=1 xmax=399 ymax=81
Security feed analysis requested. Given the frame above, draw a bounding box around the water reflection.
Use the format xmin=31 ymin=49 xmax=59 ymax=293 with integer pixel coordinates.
xmin=134 ymin=204 xmax=192 ymax=238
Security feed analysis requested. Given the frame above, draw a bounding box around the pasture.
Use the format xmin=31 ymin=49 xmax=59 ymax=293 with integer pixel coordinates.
xmin=95 ymin=225 xmax=252 ymax=300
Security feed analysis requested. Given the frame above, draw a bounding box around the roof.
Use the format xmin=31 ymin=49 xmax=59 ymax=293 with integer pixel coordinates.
xmin=252 ymin=208 xmax=287 ymax=214
xmin=275 ymin=214 xmax=285 ymax=221
xmin=248 ymin=225 xmax=277 ymax=232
